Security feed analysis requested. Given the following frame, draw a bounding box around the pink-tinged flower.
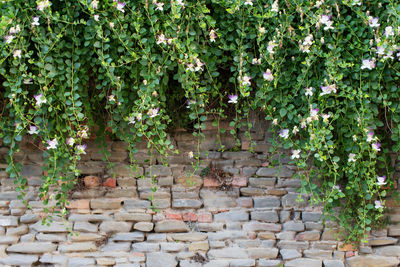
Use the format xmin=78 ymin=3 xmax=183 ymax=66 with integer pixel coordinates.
xmin=372 ymin=142 xmax=381 ymax=152
xmin=292 ymin=126 xmax=299 ymax=135
xmin=66 ymin=137 xmax=75 ymax=146
xmin=377 ymin=176 xmax=387 ymax=186
xmin=148 ymin=108 xmax=159 ymax=118
xmin=46 ymin=138 xmax=58 ymax=150
xmin=9 ymin=25 xmax=21 ymax=35
xmin=91 ymin=0 xmax=98 ymax=9
xmin=186 ymin=99 xmax=196 ymax=108
xmin=271 ymin=0 xmax=279 ymax=12
xmin=209 ymin=30 xmax=217 ymax=42
xmin=305 ymin=87 xmax=313 ymax=97
xmin=13 ymin=50 xmax=21 ymax=58
xmin=310 ymin=108 xmax=319 ymax=120
xmin=263 ymin=69 xmax=274 ymax=81
xmin=244 ymin=0 xmax=253 ymax=5
xmin=366 ymin=131 xmax=374 ymax=142
xmin=279 ymin=129 xmax=289 ymax=139
xmin=28 ymin=126 xmax=39 ymax=135
xmin=321 ymin=113 xmax=331 ymax=122
xmin=300 ymin=119 xmax=306 ymax=128
xmin=320 ymin=84 xmax=337 ymax=96
xmin=384 ymin=26 xmax=394 ymax=37
xmin=34 ymin=94 xmax=47 ymax=107
xmin=128 ymin=115 xmax=135 ymax=124
xmin=78 ymin=126 xmax=89 ymax=139
xmin=194 ymin=58 xmax=205 ymax=71
xmin=320 ymin=15 xmax=331 ymax=25
xmin=252 ymin=58 xmax=261 ymax=65
xmin=32 ymin=17 xmax=40 ymax=27
xmin=240 ymin=75 xmax=251 ymax=86
xmin=374 ymin=200 xmax=383 ymax=209
xmin=267 ymin=41 xmax=276 ymax=54
xmin=4 ymin=35 xmax=14 ymax=44
xmin=76 ymin=144 xmax=87 ymax=155
xmin=228 ymin=94 xmax=238 ymax=104
xmin=154 ymin=1 xmax=164 ymax=11
xmin=368 ymin=17 xmax=380 ymax=28
xmin=333 ymin=185 xmax=342 ymax=193
xmin=291 ymin=149 xmax=301 ymax=159
xmin=37 ymin=0 xmax=50 ymax=11
xmin=116 ymin=1 xmax=125 ymax=12
xmin=376 ymin=46 xmax=385 ymax=56
xmin=361 ymin=59 xmax=375 ymax=70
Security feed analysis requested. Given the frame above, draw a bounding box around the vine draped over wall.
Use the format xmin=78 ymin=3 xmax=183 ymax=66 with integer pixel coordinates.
xmin=0 ymin=0 xmax=399 ymax=242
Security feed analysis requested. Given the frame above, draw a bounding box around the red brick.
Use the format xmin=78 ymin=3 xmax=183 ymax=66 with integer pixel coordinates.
xmin=103 ymin=177 xmax=116 ymax=188
xmin=182 ymin=212 xmax=197 ymax=222
xmin=166 ymin=211 xmax=182 ymax=220
xmin=84 ymin=175 xmax=101 ymax=188
xmin=345 ymin=251 xmax=355 ymax=258
xmin=203 ymin=178 xmax=220 ymax=187
xmin=66 ymin=199 xmax=90 ymax=210
xmin=197 ymin=212 xmax=213 ymax=223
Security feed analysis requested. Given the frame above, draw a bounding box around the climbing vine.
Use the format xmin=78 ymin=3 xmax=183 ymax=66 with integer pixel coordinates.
xmin=0 ymin=0 xmax=399 ymax=242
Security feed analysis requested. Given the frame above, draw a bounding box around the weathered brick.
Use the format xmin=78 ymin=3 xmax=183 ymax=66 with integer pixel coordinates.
xmin=251 ymin=211 xmax=279 ymax=223
xmin=154 ymin=220 xmax=189 ymax=233
xmin=214 ymin=210 xmax=249 ymax=222
xmin=99 ymin=221 xmax=132 ymax=233
xmin=172 ymin=199 xmax=202 ymax=209
xmin=7 ymin=242 xmax=57 ymax=253
xmin=256 ymin=167 xmax=294 ymax=178
xmin=254 ymin=197 xmax=281 ymax=208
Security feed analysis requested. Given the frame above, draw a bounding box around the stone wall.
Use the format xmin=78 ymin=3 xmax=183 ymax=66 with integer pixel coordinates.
xmin=0 ymin=118 xmax=399 ymax=267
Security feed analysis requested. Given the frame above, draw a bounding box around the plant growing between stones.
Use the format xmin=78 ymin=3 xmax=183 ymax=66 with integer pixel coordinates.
xmin=0 ymin=0 xmax=399 ymax=243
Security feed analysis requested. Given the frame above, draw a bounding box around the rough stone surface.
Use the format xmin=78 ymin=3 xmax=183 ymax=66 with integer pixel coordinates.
xmin=146 ymin=252 xmax=177 ymax=267
xmin=154 ymin=220 xmax=189 ymax=233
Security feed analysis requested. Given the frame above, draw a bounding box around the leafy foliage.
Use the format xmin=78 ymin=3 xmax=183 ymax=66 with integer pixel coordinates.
xmin=0 ymin=0 xmax=399 ymax=242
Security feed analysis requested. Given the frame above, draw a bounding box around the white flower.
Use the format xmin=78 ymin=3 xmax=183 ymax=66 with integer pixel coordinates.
xmin=94 ymin=15 xmax=99 ymax=21
xmin=9 ymin=25 xmax=21 ymax=34
xmin=154 ymin=2 xmax=164 ymax=11
xmin=13 ymin=50 xmax=21 ymax=58
xmin=333 ymin=185 xmax=342 ymax=193
xmin=32 ymin=17 xmax=40 ymax=27
xmin=384 ymin=50 xmax=394 ymax=60
xmin=176 ymin=0 xmax=185 ymax=7
xmin=66 ymin=137 xmax=75 ymax=146
xmin=291 ymin=149 xmax=301 ymax=159
xmin=372 ymin=142 xmax=381 ymax=152
xmin=376 ymin=46 xmax=385 ymax=56
xmin=78 ymin=126 xmax=89 ymax=139
xmin=91 ymin=0 xmax=98 ymax=9
xmin=76 ymin=144 xmax=87 ymax=155
xmin=353 ymin=135 xmax=357 ymax=141
xmin=320 ymin=84 xmax=337 ymax=96
xmin=352 ymin=0 xmax=361 ymax=5
xmin=244 ymin=0 xmax=253 ymax=6
xmin=128 ymin=115 xmax=135 ymax=125
xmin=384 ymin=26 xmax=394 ymax=37
xmin=116 ymin=1 xmax=125 ymax=13
xmin=188 ymin=151 xmax=194 ymax=159
xmin=37 ymin=0 xmax=50 ymax=11
xmin=209 ymin=30 xmax=217 ymax=42
xmin=263 ymin=69 xmax=274 ymax=81
xmin=108 ymin=95 xmax=116 ymax=102
xmin=376 ymin=176 xmax=387 ymax=186
xmin=28 ymin=126 xmax=39 ymax=135
xmin=374 ymin=200 xmax=383 ymax=209
xmin=252 ymin=58 xmax=261 ymax=65
xmin=320 ymin=15 xmax=330 ymax=25
xmin=321 ymin=113 xmax=331 ymax=122
xmin=271 ymin=0 xmax=279 ymax=12
xmin=300 ymin=119 xmax=306 ymax=128
xmin=305 ymin=87 xmax=313 ymax=96
xmin=109 ymin=22 xmax=115 ymax=28
xmin=324 ymin=21 xmax=334 ymax=31
xmin=156 ymin=34 xmax=166 ymax=45
xmin=23 ymin=78 xmax=33 ymax=84
xmin=348 ymin=153 xmax=356 ymax=162
xmin=310 ymin=108 xmax=319 ymax=120
xmin=292 ymin=126 xmax=299 ymax=135
xmin=368 ymin=17 xmax=380 ymax=28
xmin=272 ymin=118 xmax=278 ymax=125
xmin=34 ymin=94 xmax=47 ymax=107
xmin=303 ymin=35 xmax=313 ymax=46
xmin=46 ymin=138 xmax=58 ymax=150
xmin=4 ymin=35 xmax=14 ymax=44
xmin=259 ymin=27 xmax=265 ymax=34
xmin=148 ymin=108 xmax=159 ymax=118
xmin=267 ymin=41 xmax=276 ymax=54
xmin=361 ymin=59 xmax=376 ymax=70
xmin=228 ymin=95 xmax=238 ymax=104
xmin=366 ymin=131 xmax=374 ymax=142
xmin=240 ymin=75 xmax=251 ymax=86
xmin=279 ymin=129 xmax=289 ymax=139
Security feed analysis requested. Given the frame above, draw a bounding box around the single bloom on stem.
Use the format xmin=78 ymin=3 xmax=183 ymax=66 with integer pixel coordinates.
xmin=384 ymin=26 xmax=394 ymax=37
xmin=291 ymin=149 xmax=301 ymax=159
xmin=154 ymin=1 xmax=164 ymax=11
xmin=374 ymin=200 xmax=383 ymax=209
xmin=116 ymin=1 xmax=125 ymax=12
xmin=305 ymin=87 xmax=313 ymax=97
xmin=376 ymin=176 xmax=387 ymax=186
xmin=47 ymin=138 xmax=58 ymax=150
xmin=320 ymin=84 xmax=337 ymax=96
xmin=279 ymin=129 xmax=289 ymax=139
xmin=37 ymin=0 xmax=50 ymax=11
xmin=348 ymin=153 xmax=356 ymax=162
xmin=91 ymin=0 xmax=98 ymax=9
xmin=372 ymin=142 xmax=381 ymax=152
xmin=366 ymin=131 xmax=374 ymax=142
xmin=263 ymin=69 xmax=274 ymax=81
xmin=292 ymin=126 xmax=299 ymax=135
xmin=28 ymin=126 xmax=39 ymax=135
xmin=244 ymin=0 xmax=253 ymax=6
xmin=34 ymin=94 xmax=47 ymax=107
xmin=209 ymin=30 xmax=217 ymax=42
xmin=228 ymin=94 xmax=238 ymax=104
xmin=128 ymin=115 xmax=135 ymax=125
xmin=76 ymin=144 xmax=87 ymax=155
xmin=66 ymin=137 xmax=75 ymax=146
xmin=13 ymin=50 xmax=22 ymax=58
xmin=4 ymin=35 xmax=14 ymax=44
xmin=310 ymin=108 xmax=319 ymax=120
xmin=148 ymin=108 xmax=159 ymax=118
xmin=368 ymin=17 xmax=380 ymax=28
xmin=32 ymin=17 xmax=40 ymax=27
xmin=240 ymin=75 xmax=251 ymax=86
xmin=333 ymin=185 xmax=342 ymax=193
xmin=361 ymin=59 xmax=376 ymax=70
